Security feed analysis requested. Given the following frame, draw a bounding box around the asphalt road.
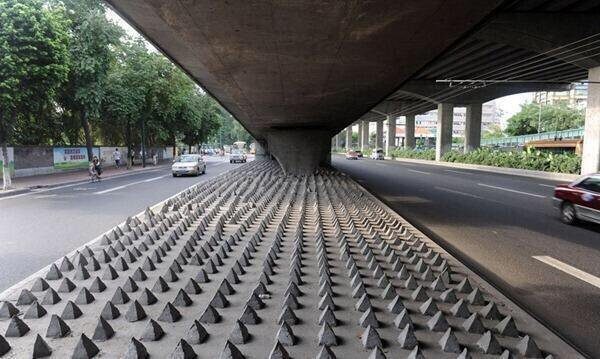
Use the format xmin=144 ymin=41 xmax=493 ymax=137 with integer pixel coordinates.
xmin=333 ymin=155 xmax=600 ymax=358
xmin=0 ymin=157 xmax=240 ymax=292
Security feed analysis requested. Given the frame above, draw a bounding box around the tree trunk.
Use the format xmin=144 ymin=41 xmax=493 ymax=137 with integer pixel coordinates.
xmin=81 ymin=110 xmax=93 ymax=161
xmin=0 ymin=110 xmax=13 ymax=190
xmin=172 ymin=134 xmax=177 ymax=158
xmin=188 ymin=144 xmax=191 ymax=153
xmin=126 ymin=121 xmax=132 ymax=169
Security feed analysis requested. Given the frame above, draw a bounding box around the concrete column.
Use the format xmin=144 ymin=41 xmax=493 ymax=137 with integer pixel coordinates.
xmin=345 ymin=125 xmax=352 ymax=151
xmin=254 ymin=140 xmax=269 ymax=160
xmin=386 ymin=115 xmax=396 ymax=156
xmin=464 ymin=103 xmax=482 ymax=153
xmin=405 ymin=114 xmax=416 ymax=149
xmin=361 ymin=121 xmax=369 ymax=151
xmin=582 ymin=67 xmax=600 ymax=174
xmin=435 ymin=103 xmax=454 ymax=161
xmin=357 ymin=123 xmax=363 ymax=149
xmin=267 ymin=128 xmax=332 ymax=175
xmin=335 ymin=133 xmax=341 ymax=150
xmin=375 ymin=120 xmax=384 ymax=149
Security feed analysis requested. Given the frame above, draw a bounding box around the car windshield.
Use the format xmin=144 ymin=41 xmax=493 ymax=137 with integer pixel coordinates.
xmin=179 ymin=155 xmax=197 ymax=162
xmin=577 ymin=175 xmax=600 ymax=193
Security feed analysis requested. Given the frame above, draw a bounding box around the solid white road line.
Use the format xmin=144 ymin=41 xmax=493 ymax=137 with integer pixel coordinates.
xmin=434 ymin=186 xmax=486 ymax=200
xmin=407 ymin=169 xmax=431 ymax=175
xmin=444 ymin=169 xmax=470 ymax=175
xmin=533 ymin=255 xmax=600 ymax=290
xmin=94 ymin=175 xmax=169 ymax=195
xmin=477 ymin=183 xmax=546 ymax=198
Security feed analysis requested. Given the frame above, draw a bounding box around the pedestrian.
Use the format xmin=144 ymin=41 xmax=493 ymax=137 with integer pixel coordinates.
xmin=113 ymin=148 xmax=121 ymax=168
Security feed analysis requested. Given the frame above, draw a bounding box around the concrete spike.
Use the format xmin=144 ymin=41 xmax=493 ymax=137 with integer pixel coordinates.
xmin=410 ymin=285 xmax=428 ymax=301
xmin=220 ymin=340 xmax=245 ymax=359
xmin=318 ymin=323 xmax=338 ymax=346
xmin=46 ymin=314 xmax=70 ymax=338
xmin=111 ymin=287 xmax=130 ymax=304
xmin=318 ymin=293 xmax=335 ymax=310
xmin=152 ymin=277 xmax=170 ymax=293
xmin=45 ymin=263 xmax=63 ymax=280
xmin=495 ymin=315 xmax=519 ymax=337
xmin=450 ymin=298 xmax=471 ymax=318
xmin=57 ymin=278 xmax=77 ymax=293
xmin=404 ymin=275 xmax=418 ymax=290
xmin=89 ymin=277 xmax=107 ymax=293
xmin=186 ymin=320 xmax=208 ymax=344
xmin=124 ymin=338 xmax=149 ymax=359
xmin=462 ymin=313 xmax=485 ymax=334
xmin=0 ymin=301 xmax=19 ymax=319
xmin=278 ymin=306 xmax=298 ymax=325
xmin=387 ymin=295 xmax=405 ymax=314
xmin=361 ymin=325 xmax=382 ymax=349
xmin=32 ymin=334 xmax=52 ymax=358
xmin=269 ymin=341 xmax=290 ymax=359
xmin=24 ymin=301 xmax=47 ymax=319
xmin=41 ymin=288 xmax=61 ymax=305
xmin=476 ymin=330 xmax=502 ymax=354
xmin=61 ymin=301 xmax=83 ymax=319
xmin=380 ymin=282 xmax=396 ymax=299
xmin=246 ymin=292 xmax=265 ymax=309
xmin=466 ymin=288 xmax=486 ymax=305
xmin=517 ymin=335 xmax=542 ymax=358
xmin=456 ymin=278 xmax=472 ymax=293
xmin=229 ymin=320 xmax=251 ymax=344
xmin=171 ymin=339 xmax=197 ymax=359
xmin=210 ymin=290 xmax=230 ymax=308
xmin=419 ymin=297 xmax=438 ymax=315
xmin=319 ymin=306 xmax=337 ymax=326
xmin=398 ymin=324 xmax=418 ymax=349
xmin=31 ymin=278 xmax=50 ymax=292
xmin=16 ymin=289 xmax=37 ymax=306
xmin=355 ymin=293 xmax=372 ymax=312
xmin=71 ymin=334 xmax=99 ymax=359
xmin=125 ymin=300 xmax=147 ymax=322
xmin=195 ymin=269 xmax=210 ymax=283
xmin=158 ymin=302 xmax=182 ymax=322
xmin=199 ymin=304 xmax=221 ymax=323
xmin=440 ymin=288 xmax=457 ymax=303
xmin=5 ymin=316 xmax=29 ymax=337
xmin=394 ymin=309 xmax=413 ymax=329
xmin=316 ymin=345 xmax=336 ymax=359
xmin=140 ymin=319 xmax=164 ymax=341
xmin=92 ymin=316 xmax=115 ymax=341
xmin=100 ymin=301 xmax=120 ymax=320
xmin=174 ymin=289 xmax=193 ymax=307
xmin=439 ymin=328 xmax=461 ymax=353
xmin=427 ymin=311 xmax=449 ymax=332
xmin=277 ymin=322 xmax=296 ymax=346
xmin=75 ymin=288 xmax=95 ymax=304
xmin=359 ymin=308 xmax=379 ymax=328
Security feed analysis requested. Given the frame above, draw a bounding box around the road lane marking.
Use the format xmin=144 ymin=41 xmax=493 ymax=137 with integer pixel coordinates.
xmin=445 ymin=169 xmax=470 ymax=175
xmin=533 ymin=255 xmax=600 ymax=289
xmin=434 ymin=186 xmax=485 ymax=200
xmin=539 ymin=184 xmax=556 ymax=188
xmin=407 ymin=169 xmax=431 ymax=175
xmin=94 ymin=175 xmax=169 ymax=194
xmin=477 ymin=183 xmax=546 ymax=198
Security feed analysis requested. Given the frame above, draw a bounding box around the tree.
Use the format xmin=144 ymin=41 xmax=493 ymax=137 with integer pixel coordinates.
xmin=59 ymin=0 xmax=122 ymax=160
xmin=0 ymin=0 xmax=69 ymax=189
xmin=482 ymin=124 xmax=504 ymax=139
xmin=505 ymin=102 xmax=584 ymax=136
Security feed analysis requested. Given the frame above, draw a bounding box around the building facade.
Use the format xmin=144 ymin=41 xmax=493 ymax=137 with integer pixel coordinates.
xmin=533 ymin=83 xmax=588 ymax=109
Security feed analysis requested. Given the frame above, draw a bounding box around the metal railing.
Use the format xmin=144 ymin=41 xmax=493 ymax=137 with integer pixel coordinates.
xmin=481 ymin=128 xmax=584 ymax=147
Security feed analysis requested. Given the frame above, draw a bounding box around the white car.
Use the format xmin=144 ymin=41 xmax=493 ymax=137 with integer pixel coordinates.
xmin=370 ymin=149 xmax=385 ymax=160
xmin=172 ymin=154 xmax=206 ymax=177
xmin=230 ymin=150 xmax=247 ymax=163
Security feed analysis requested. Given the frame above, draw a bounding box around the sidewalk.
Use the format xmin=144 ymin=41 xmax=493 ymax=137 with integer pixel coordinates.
xmin=1 ymin=163 xmax=169 ymax=197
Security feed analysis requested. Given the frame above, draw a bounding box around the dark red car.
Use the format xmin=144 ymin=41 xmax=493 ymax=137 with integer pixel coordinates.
xmin=553 ymin=174 xmax=600 ymax=225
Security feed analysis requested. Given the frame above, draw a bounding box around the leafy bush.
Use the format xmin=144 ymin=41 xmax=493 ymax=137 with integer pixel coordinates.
xmin=390 ymin=148 xmax=435 ymax=161
xmin=440 ymin=148 xmax=581 ymax=174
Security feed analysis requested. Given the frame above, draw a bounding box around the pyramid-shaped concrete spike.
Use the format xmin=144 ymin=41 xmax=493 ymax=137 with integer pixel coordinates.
xmin=368 ymin=346 xmax=387 ymax=359
xmin=285 ymin=282 xmax=302 ymax=297
xmin=439 ymin=328 xmax=461 ymax=353
xmin=430 ymin=276 xmax=446 ymax=291
xmin=480 ymin=302 xmax=503 ymax=320
xmin=440 ymin=288 xmax=457 ymax=303
xmin=5 ymin=316 xmax=29 ymax=337
xmin=387 ymin=295 xmax=405 ymax=314
xmin=398 ymin=324 xmax=418 ymax=349
xmin=239 ymin=305 xmax=260 ymax=324
xmin=210 ymin=290 xmax=230 ymax=308
xmin=46 ymin=314 xmax=70 ymax=338
xmin=318 ymin=292 xmax=335 ymax=310
xmin=427 ymin=311 xmax=449 ymax=331
xmin=495 ymin=315 xmax=519 ymax=337
xmin=246 ymin=292 xmax=265 ymax=309
xmin=221 ymin=340 xmax=245 ymax=359
xmin=111 ymin=287 xmax=130 ymax=304
xmin=164 ymin=268 xmax=179 ymax=283
xmin=141 ymin=257 xmax=156 ymax=271
xmin=229 ymin=320 xmax=251 ymax=344
xmin=152 ymin=277 xmax=170 ymax=293
xmin=186 ymin=320 xmax=208 ymax=344
xmin=419 ymin=297 xmax=438 ymax=315
xmin=75 ymin=287 xmax=95 ymax=304
xmin=276 ymin=322 xmax=296 ymax=346
xmin=171 ymin=339 xmax=197 ymax=359
xmin=516 ymin=335 xmax=542 ymax=357
xmin=32 ymin=334 xmax=52 ymax=358
xmin=393 ymin=308 xmax=413 ymax=329
xmin=132 ymin=268 xmax=148 ymax=281
xmin=278 ymin=306 xmax=298 ymax=325
xmin=410 ymin=285 xmax=428 ymax=301
xmin=74 ymin=264 xmax=91 ymax=280
xmin=184 ymin=278 xmax=202 ymax=295
xmin=23 ymin=301 xmax=47 ymax=319
xmin=466 ymin=288 xmax=486 ymax=305
xmin=355 ymin=293 xmax=371 ymax=312
xmin=71 ymin=334 xmax=99 ymax=359
xmin=0 ymin=301 xmax=19 ymax=318
xmin=100 ymin=301 xmax=120 ymax=320
xmin=89 ymin=277 xmax=107 ymax=293
xmin=199 ymin=304 xmax=221 ymax=323
xmin=57 ymin=277 xmax=77 ymax=293
xmin=45 ymin=263 xmax=63 ymax=280
xmin=219 ymin=279 xmax=236 ymax=295
xmin=359 ymin=308 xmax=379 ymax=328
xmin=140 ymin=319 xmax=164 ymax=341
xmin=318 ymin=323 xmax=338 ymax=346
xmin=61 ymin=301 xmax=83 ymax=319
xmin=124 ymin=337 xmax=148 ymax=359
xmin=380 ymin=282 xmax=395 ymax=299
xmin=268 ymin=341 xmax=290 ymax=359
xmin=450 ymin=298 xmax=471 ymax=318
xmin=476 ymin=330 xmax=502 ymax=354
xmin=92 ymin=316 xmax=115 ymax=341
xmin=407 ymin=345 xmax=425 ymax=359
xmin=17 ymin=289 xmax=37 ymax=306
xmin=158 ymin=302 xmax=182 ymax=322
xmin=41 ymin=288 xmax=61 ymax=305
xmin=174 ymin=289 xmax=193 ymax=307
xmin=361 ymin=325 xmax=382 ymax=349
xmin=125 ymin=300 xmax=147 ymax=322
xmin=319 ymin=306 xmax=337 ymax=326
xmin=456 ymin=277 xmax=472 ymax=293
xmin=462 ymin=313 xmax=485 ymax=334
xmin=316 ymin=345 xmax=337 ymax=359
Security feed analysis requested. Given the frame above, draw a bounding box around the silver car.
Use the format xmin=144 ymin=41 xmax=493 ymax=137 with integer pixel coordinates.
xmin=230 ymin=150 xmax=247 ymax=163
xmin=172 ymin=154 xmax=206 ymax=177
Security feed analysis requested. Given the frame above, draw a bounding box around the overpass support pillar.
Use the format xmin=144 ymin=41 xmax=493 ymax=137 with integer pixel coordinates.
xmin=464 ymin=103 xmax=482 ymax=153
xmin=357 ymin=123 xmax=363 ymax=149
xmin=267 ymin=128 xmax=332 ymax=175
xmin=345 ymin=125 xmax=352 ymax=151
xmin=375 ymin=120 xmax=384 ymax=149
xmin=361 ymin=121 xmax=369 ymax=152
xmin=405 ymin=114 xmax=416 ymax=149
xmin=254 ymin=140 xmax=269 ymax=160
xmin=335 ymin=133 xmax=341 ymax=150
xmin=386 ymin=115 xmax=396 ymax=157
xmin=436 ymin=103 xmax=454 ymax=161
xmin=582 ymin=67 xmax=600 ymax=174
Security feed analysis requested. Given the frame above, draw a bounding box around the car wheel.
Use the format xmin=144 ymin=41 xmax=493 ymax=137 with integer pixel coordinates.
xmin=172 ymin=173 xmax=177 ymax=177
xmin=202 ymin=166 xmax=206 ymax=174
xmin=230 ymin=160 xmax=232 ymax=164
xmin=560 ymin=202 xmax=577 ymax=224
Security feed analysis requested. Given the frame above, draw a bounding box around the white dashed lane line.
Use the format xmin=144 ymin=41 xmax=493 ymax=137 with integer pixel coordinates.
xmin=477 ymin=183 xmax=547 ymax=198
xmin=533 ymin=255 xmax=600 ymax=290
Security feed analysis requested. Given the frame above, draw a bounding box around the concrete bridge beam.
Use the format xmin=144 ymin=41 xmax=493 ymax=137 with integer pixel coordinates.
xmin=436 ymin=103 xmax=454 ymax=161
xmin=267 ymin=128 xmax=332 ymax=175
xmin=464 ymin=103 xmax=483 ymax=153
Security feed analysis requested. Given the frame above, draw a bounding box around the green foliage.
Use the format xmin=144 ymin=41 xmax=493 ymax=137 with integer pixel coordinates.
xmin=482 ymin=124 xmax=504 ymax=140
xmin=505 ymin=102 xmax=584 ymax=136
xmin=441 ymin=148 xmax=581 ymax=174
xmin=390 ymin=148 xmax=436 ymax=161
